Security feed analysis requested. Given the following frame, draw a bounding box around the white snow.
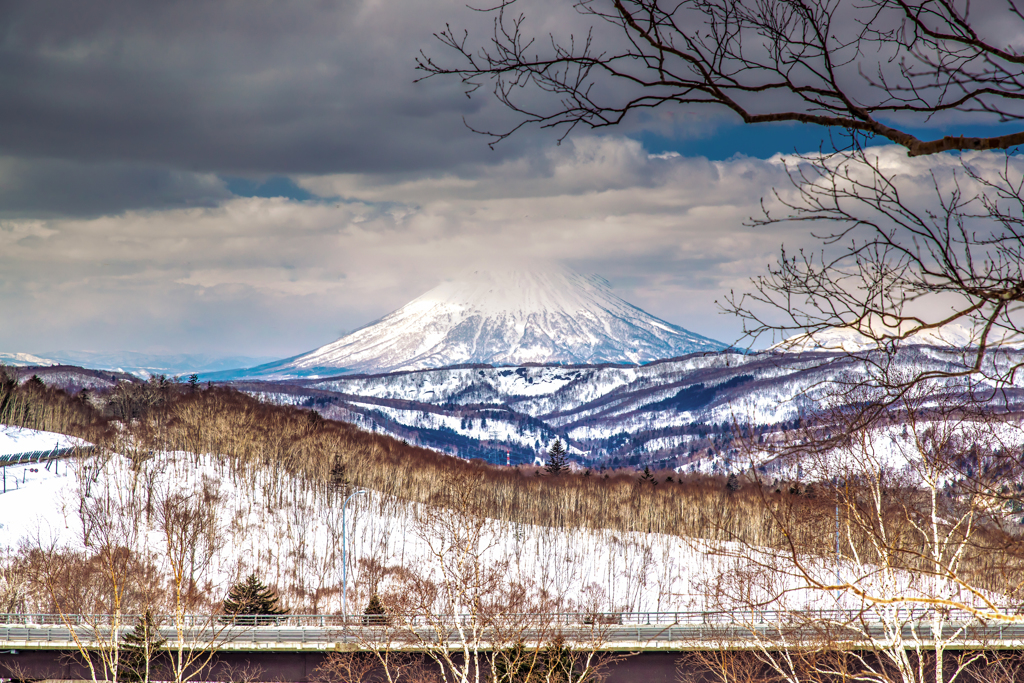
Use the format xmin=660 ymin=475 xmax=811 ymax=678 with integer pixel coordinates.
xmin=0 ymin=459 xmax=74 ymax=547
xmin=246 ymin=344 xmax=1024 ymax=465
xmin=0 ymin=432 xmax=1012 ymax=624
xmin=0 ymin=352 xmax=58 ymax=367
xmin=775 ymin=321 xmax=1024 ymax=353
xmin=0 ymin=445 xmax=864 ymax=615
xmin=247 ymin=267 xmax=727 ymax=378
xmin=0 ymin=425 xmax=87 ymax=456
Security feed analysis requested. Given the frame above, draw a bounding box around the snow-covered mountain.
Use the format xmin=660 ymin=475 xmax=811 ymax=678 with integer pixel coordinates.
xmin=773 ymin=322 xmax=1024 ymax=353
xmin=233 ymin=269 xmax=728 ymax=379
xmin=52 ymin=351 xmax=279 ymax=377
xmin=1 ymin=351 xmax=277 ymax=377
xmin=0 ymin=352 xmax=59 ymax=367
xmin=235 ymin=344 xmax=1024 ymax=469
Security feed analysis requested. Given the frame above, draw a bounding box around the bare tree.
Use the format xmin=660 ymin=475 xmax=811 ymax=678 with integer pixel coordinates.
xmin=419 ymin=0 xmax=1024 ymax=406
xmin=701 ymin=386 xmax=1024 ymax=683
xmin=676 ymin=648 xmax=770 ymax=683
xmin=155 ymin=483 xmax=234 ymax=683
xmin=400 ymin=474 xmax=515 ymax=683
xmin=965 ymin=652 xmax=1024 ymax=683
xmin=418 ymin=0 xmax=1024 ymax=156
xmin=334 ymin=476 xmax=621 ymax=683
xmin=722 ymin=147 xmax=1024 ymax=392
xmin=311 ymin=651 xmax=384 ymax=683
xmin=23 ymin=452 xmax=158 ymax=683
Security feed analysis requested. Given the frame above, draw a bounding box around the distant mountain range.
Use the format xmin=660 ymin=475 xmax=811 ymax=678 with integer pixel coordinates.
xmin=0 ymin=351 xmax=277 ymax=377
xmin=208 ymin=268 xmax=729 ymax=380
xmin=232 ymin=344 xmax=1024 ymax=470
xmin=10 ymin=266 xmax=1024 ymax=472
xmin=0 ymin=352 xmax=58 ymax=368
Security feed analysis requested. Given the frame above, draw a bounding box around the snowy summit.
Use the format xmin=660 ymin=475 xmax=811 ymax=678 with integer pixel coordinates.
xmin=243 ymin=268 xmax=728 ymax=378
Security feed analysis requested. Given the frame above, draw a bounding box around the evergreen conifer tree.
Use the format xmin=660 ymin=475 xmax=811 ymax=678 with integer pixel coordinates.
xmin=222 ymin=573 xmax=288 ymax=624
xmin=362 ymin=593 xmax=388 ymax=625
xmin=544 ymin=439 xmax=568 ymax=476
xmin=639 ymin=466 xmax=657 ymax=485
xmin=120 ymin=610 xmax=165 ymax=683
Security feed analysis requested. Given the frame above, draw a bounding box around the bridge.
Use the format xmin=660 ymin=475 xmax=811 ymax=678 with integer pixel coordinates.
xmin=0 ymin=611 xmax=1021 ymax=682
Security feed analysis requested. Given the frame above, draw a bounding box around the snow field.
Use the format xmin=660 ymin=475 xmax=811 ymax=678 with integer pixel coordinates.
xmin=346 ymin=402 xmax=547 ymax=448
xmin=0 ymin=445 xmax=708 ymax=613
xmin=0 ymin=424 xmax=87 ymax=456
xmin=0 ymin=425 xmax=1008 ymax=624
xmin=0 ymin=431 xmax=860 ymax=616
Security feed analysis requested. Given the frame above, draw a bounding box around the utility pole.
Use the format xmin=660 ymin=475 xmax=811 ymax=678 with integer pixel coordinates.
xmin=341 ymin=488 xmax=369 ymax=624
xmin=834 ymin=478 xmax=844 ymax=603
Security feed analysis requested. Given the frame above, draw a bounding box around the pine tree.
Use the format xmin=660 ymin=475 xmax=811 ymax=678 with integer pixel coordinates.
xmin=545 ymin=439 xmax=568 ymax=476
xmin=222 ymin=573 xmax=288 ymax=624
xmin=120 ymin=610 xmax=165 ymax=683
xmin=639 ymin=466 xmax=657 ymax=485
xmin=362 ymin=593 xmax=388 ymax=625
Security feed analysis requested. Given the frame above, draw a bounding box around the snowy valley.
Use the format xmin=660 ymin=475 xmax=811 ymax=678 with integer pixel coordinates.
xmin=231 ymin=344 xmax=1024 ymax=470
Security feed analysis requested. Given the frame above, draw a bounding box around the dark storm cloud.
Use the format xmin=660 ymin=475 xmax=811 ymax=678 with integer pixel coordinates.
xmin=0 ymin=0 xmax=519 ymax=181
xmin=0 ymin=157 xmax=231 ymax=217
xmin=4 ymin=1 xmax=1003 ymax=359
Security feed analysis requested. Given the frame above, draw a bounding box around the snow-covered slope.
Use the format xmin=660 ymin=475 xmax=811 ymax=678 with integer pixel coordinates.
xmin=774 ymin=321 xmax=1024 ymax=353
xmin=235 ymin=344 xmax=1024 ymax=469
xmin=0 ymin=352 xmax=58 ymax=367
xmin=1 ymin=351 xmax=277 ymax=377
xmin=0 ymin=446 xmax=860 ymax=615
xmin=37 ymin=351 xmax=278 ymax=377
xmin=0 ymin=425 xmax=86 ymax=456
xmin=236 ymin=269 xmax=727 ymax=379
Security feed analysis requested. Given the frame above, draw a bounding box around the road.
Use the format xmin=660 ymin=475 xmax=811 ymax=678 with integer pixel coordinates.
xmin=0 ymin=611 xmax=1021 ymax=682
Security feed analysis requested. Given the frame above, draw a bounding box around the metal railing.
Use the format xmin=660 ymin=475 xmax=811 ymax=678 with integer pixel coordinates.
xmin=2 ymin=608 xmax=1023 ymax=631
xmin=0 ymin=444 xmax=89 ymax=466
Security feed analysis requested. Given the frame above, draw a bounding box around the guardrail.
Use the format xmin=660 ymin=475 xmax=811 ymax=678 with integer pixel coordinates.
xmin=0 ymin=444 xmax=91 ymax=466
xmin=0 ymin=610 xmax=1023 ymax=652
xmin=2 ymin=608 xmax=1022 ymax=628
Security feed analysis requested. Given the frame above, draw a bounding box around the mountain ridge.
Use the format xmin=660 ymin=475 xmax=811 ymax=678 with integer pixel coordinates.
xmin=223 ymin=268 xmax=729 ymax=379
xmin=235 ymin=344 xmax=1024 ymax=469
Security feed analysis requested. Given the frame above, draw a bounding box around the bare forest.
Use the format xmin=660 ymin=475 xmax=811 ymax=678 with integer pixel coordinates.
xmin=3 ymin=363 xmax=1024 ymax=683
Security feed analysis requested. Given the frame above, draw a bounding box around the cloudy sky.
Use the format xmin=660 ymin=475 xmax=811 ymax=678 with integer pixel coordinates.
xmin=0 ymin=0 xmax=1012 ymax=359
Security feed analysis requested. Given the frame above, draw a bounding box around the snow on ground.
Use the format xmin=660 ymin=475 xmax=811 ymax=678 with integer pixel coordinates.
xmin=0 ymin=456 xmax=75 ymax=547
xmin=674 ymin=417 xmax=1024 ymax=487
xmin=346 ymin=401 xmax=547 ymax=448
xmin=2 ymin=423 xmax=1009 ymax=618
xmin=0 ymin=442 xmax=865 ymax=616
xmin=0 ymin=426 xmax=89 ymax=549
xmin=0 ymin=425 xmax=87 ymax=455
xmin=0 ymin=446 xmax=701 ymax=612
xmin=774 ymin=321 xmax=1024 ymax=353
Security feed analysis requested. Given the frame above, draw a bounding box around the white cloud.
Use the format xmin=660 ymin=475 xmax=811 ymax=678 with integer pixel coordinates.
xmin=2 ymin=140 xmax=1013 ymax=358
